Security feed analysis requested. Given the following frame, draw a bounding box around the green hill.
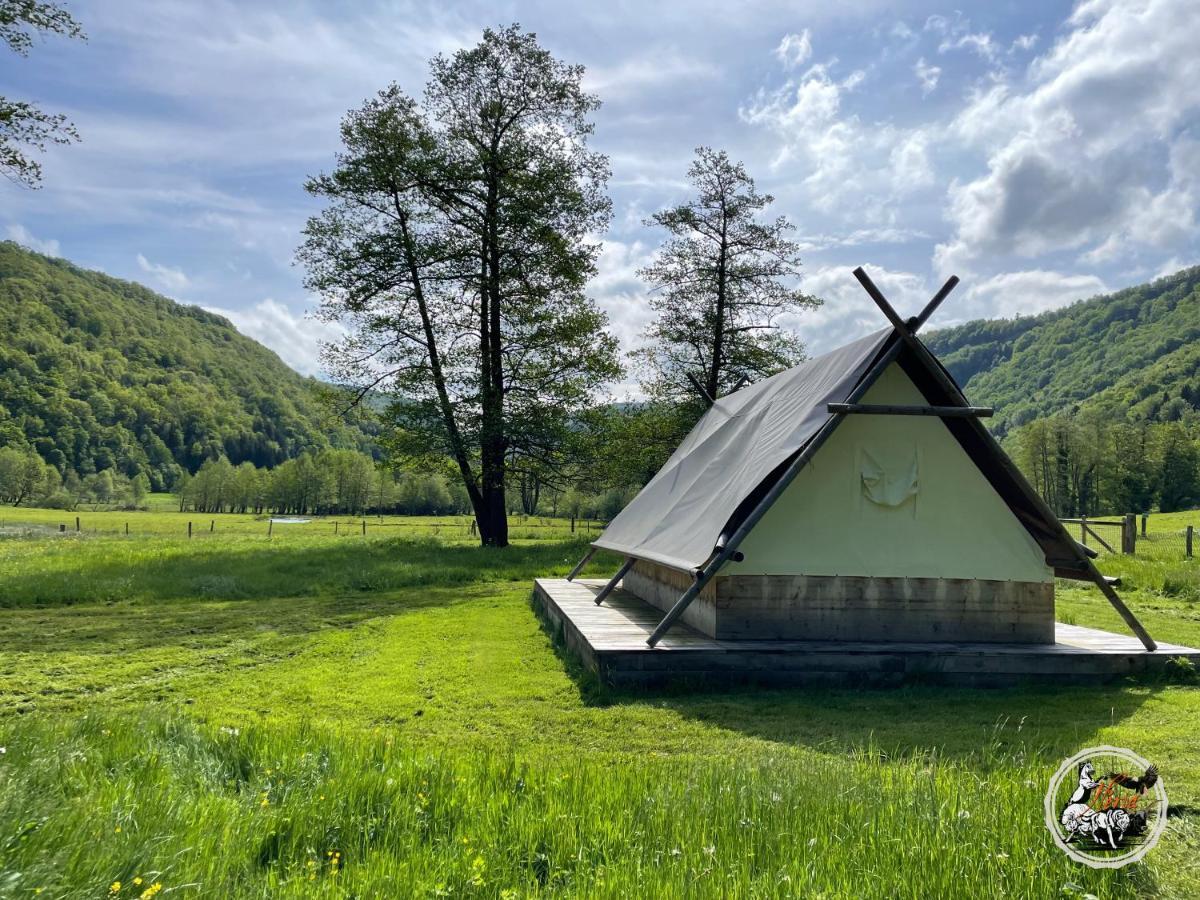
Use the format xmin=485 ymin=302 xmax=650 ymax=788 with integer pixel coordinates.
xmin=926 ymin=265 xmax=1200 ymax=435
xmin=0 ymin=242 xmax=372 ymax=490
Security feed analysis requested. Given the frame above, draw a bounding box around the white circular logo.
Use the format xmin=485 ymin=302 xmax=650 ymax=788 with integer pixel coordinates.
xmin=1044 ymin=745 xmax=1168 ymax=868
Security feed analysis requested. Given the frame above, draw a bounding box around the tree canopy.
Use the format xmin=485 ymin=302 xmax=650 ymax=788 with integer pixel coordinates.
xmin=301 ymin=25 xmax=621 ymax=547
xmin=636 ymin=147 xmax=820 ymax=405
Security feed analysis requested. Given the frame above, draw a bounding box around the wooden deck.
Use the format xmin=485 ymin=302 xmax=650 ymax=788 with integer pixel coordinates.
xmin=533 ymin=578 xmax=1200 ymax=687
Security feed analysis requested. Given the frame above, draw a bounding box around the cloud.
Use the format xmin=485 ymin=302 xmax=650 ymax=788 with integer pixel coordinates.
xmin=793 ymin=264 xmax=932 ymax=354
xmin=913 ymin=57 xmax=941 ymax=96
xmin=935 ymin=0 xmax=1200 ymax=274
xmin=204 ymin=298 xmax=345 ymax=377
xmin=774 ymin=30 xmax=812 ymax=69
xmin=136 ymin=253 xmax=190 ymax=292
xmin=6 ymin=224 xmax=60 ymax=256
xmin=957 ymin=270 xmax=1107 ymax=321
xmin=925 ymin=12 xmax=998 ymax=62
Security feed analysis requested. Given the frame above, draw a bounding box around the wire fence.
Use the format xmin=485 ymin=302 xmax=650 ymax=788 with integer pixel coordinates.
xmin=1062 ymin=514 xmax=1196 ymax=560
xmin=0 ymin=512 xmax=609 ymax=542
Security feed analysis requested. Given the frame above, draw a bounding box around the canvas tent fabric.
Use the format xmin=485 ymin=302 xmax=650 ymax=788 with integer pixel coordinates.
xmin=592 ymin=328 xmax=893 ymax=572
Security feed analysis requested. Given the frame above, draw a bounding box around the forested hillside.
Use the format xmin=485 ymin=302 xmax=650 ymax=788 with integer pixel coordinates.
xmin=926 ymin=265 xmax=1200 ymax=433
xmin=0 ymin=242 xmax=372 ymax=490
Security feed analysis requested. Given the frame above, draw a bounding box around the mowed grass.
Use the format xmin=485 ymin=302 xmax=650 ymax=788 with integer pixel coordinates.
xmin=0 ymin=503 xmax=1198 ymax=897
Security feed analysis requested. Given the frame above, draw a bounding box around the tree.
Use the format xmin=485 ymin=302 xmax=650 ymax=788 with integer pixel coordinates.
xmin=300 ymin=25 xmax=620 ymax=547
xmin=1 ymin=1 xmax=84 ymax=187
xmin=636 ymin=147 xmax=820 ymax=405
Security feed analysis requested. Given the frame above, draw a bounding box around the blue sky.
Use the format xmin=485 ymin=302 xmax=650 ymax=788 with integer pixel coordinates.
xmin=2 ymin=0 xmax=1197 ymax=391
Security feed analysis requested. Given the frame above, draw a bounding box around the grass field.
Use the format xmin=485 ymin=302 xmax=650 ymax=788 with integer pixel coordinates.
xmin=1 ymin=500 xmax=1198 ymax=897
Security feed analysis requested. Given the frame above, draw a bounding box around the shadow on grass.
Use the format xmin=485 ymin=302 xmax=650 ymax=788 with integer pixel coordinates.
xmin=530 ymin=596 xmax=1165 ymax=762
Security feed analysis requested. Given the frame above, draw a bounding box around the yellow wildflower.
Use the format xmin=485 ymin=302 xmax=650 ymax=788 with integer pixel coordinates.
xmin=109 ymin=882 xmax=121 ymax=894
xmin=133 ymin=878 xmax=143 ymax=886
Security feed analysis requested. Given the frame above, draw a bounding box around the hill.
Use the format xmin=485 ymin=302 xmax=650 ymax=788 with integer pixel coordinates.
xmin=925 ymin=265 xmax=1200 ymax=435
xmin=0 ymin=242 xmax=372 ymax=490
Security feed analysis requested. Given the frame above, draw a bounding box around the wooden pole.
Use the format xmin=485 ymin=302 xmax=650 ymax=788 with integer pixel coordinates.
xmin=1123 ymin=514 xmax=1136 ymax=555
xmin=210 ymin=520 xmax=214 ymax=533
xmin=125 ymin=522 xmax=129 ymax=536
xmin=75 ymin=516 xmax=80 ymax=532
xmin=361 ymin=520 xmax=366 ymax=536
xmin=268 ymin=519 xmax=273 ymax=537
xmin=335 ymin=521 xmax=339 ymax=535
xmin=1187 ymin=525 xmax=1193 ymax=559
xmin=188 ymin=521 xmax=192 ymax=539
xmin=826 ymin=402 xmax=993 ymax=417
xmin=59 ymin=523 xmax=65 ymax=533
xmin=593 ymin=557 xmax=635 ymax=606
xmin=1141 ymin=514 xmax=1148 ymax=537
xmin=566 ymin=547 xmax=597 ymax=582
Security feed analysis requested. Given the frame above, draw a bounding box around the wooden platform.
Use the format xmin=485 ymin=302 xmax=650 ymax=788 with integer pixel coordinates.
xmin=533 ymin=578 xmax=1200 ymax=688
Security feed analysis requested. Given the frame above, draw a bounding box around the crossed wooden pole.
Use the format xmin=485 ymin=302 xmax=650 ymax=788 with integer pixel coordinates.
xmin=574 ymin=266 xmax=1157 ymax=652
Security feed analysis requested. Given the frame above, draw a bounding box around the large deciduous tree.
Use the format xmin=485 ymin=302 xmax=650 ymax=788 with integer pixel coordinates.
xmin=0 ymin=0 xmax=83 ymax=187
xmin=300 ymin=25 xmax=621 ymax=547
xmin=636 ymin=147 xmax=820 ymax=405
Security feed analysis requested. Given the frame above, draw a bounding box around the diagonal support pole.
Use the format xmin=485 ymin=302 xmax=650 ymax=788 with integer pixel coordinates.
xmin=566 ymin=547 xmax=596 ymax=582
xmin=853 ymin=266 xmax=1156 ymax=652
xmin=594 ymin=557 xmax=635 ymax=606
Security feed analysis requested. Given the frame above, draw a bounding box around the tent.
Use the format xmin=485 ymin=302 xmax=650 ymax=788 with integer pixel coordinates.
xmin=570 ymin=268 xmax=1156 ymax=651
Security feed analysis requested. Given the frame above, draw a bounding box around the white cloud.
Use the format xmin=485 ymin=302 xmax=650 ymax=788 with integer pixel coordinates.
xmin=1010 ymin=33 xmax=1038 ymax=53
xmin=925 ymin=12 xmax=998 ymax=62
xmin=204 ymin=298 xmax=344 ymax=376
xmin=936 ymin=0 xmax=1200 ymax=274
xmin=913 ymin=57 xmax=941 ymax=96
xmin=136 ymin=253 xmax=190 ymax=292
xmin=5 ymin=224 xmax=60 ymax=256
xmin=957 ymin=270 xmax=1107 ymax=321
xmin=582 ymin=51 xmax=717 ymax=99
xmin=794 ymin=264 xmax=932 ymax=353
xmin=774 ymin=30 xmax=813 ymax=69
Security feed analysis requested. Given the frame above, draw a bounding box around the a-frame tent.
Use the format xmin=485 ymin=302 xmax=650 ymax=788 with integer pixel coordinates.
xmin=572 ymin=268 xmax=1156 ymax=651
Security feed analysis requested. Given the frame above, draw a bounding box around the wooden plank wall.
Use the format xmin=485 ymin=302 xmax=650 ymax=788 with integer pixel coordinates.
xmin=624 ymin=560 xmax=1054 ymax=644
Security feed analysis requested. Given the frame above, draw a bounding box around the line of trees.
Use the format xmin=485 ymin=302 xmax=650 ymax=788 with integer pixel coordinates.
xmin=1006 ymin=415 xmax=1200 ymax=516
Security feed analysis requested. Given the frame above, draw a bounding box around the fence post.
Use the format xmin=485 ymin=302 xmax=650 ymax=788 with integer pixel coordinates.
xmin=1141 ymin=514 xmax=1148 ymax=538
xmin=335 ymin=521 xmax=339 ymax=535
xmin=188 ymin=521 xmax=192 ymax=539
xmin=1080 ymin=515 xmax=1087 ymax=547
xmin=1122 ymin=513 xmax=1136 ymax=555
xmin=59 ymin=523 xmax=66 ymax=533
xmin=125 ymin=522 xmax=129 ymax=536
xmin=75 ymin=516 xmax=80 ymax=532
xmin=570 ymin=515 xmax=575 ymax=533
xmin=1187 ymin=525 xmax=1194 ymax=559
xmin=362 ymin=520 xmax=366 ymax=536
xmin=268 ymin=519 xmax=273 ymax=537
xmin=210 ymin=520 xmax=215 ymax=533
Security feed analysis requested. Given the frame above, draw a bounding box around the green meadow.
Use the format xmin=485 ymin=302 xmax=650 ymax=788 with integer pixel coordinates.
xmin=1 ymin=502 xmax=1199 ymax=898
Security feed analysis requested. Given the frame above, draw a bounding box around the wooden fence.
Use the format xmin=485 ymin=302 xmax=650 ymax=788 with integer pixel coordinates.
xmin=1061 ymin=513 xmax=1195 ymax=559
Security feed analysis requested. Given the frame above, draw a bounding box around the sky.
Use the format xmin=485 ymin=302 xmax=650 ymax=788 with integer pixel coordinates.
xmin=2 ymin=0 xmax=1198 ymax=393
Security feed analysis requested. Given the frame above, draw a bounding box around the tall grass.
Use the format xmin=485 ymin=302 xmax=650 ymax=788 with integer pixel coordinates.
xmin=0 ymin=713 xmax=1156 ymax=899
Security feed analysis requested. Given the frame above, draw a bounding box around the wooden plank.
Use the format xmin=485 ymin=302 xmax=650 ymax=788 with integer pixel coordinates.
xmin=827 ymin=402 xmax=993 ymax=417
